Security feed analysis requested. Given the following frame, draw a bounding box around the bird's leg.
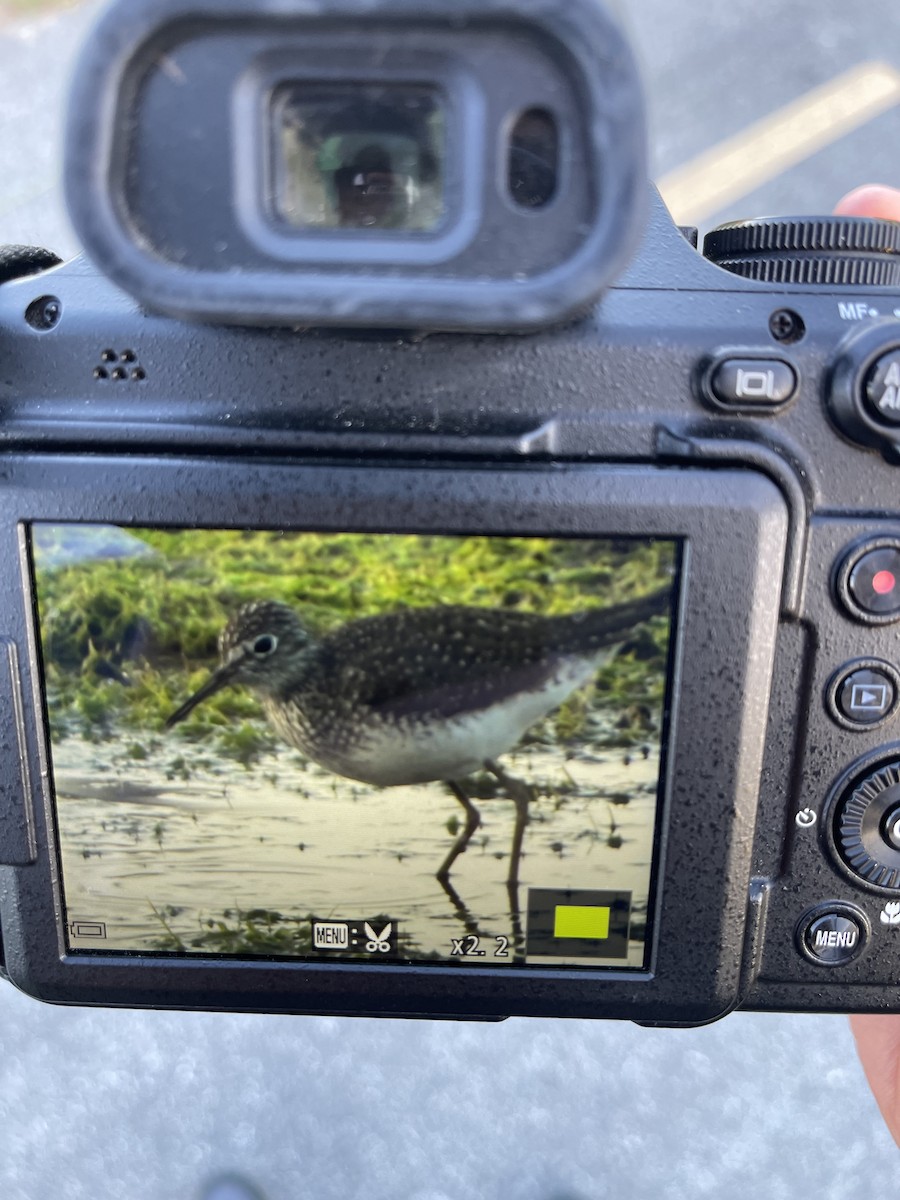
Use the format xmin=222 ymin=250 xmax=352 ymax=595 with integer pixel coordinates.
xmin=485 ymin=759 xmax=536 ymax=889
xmin=436 ymin=781 xmax=482 ymax=882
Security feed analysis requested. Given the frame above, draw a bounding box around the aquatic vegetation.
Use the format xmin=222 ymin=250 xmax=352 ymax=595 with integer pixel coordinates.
xmin=33 ymin=527 xmax=674 ymax=765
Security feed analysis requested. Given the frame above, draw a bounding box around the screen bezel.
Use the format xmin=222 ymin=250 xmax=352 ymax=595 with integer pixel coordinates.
xmin=35 ymin=525 xmax=678 ymax=973
xmin=0 ymin=456 xmax=787 ymax=1022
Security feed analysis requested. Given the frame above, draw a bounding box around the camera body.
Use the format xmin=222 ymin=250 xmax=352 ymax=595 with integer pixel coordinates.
xmin=2 ymin=0 xmax=900 ymax=1025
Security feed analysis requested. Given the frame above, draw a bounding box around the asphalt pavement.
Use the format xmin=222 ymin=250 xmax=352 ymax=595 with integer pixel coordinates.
xmin=1 ymin=2 xmax=899 ymax=1197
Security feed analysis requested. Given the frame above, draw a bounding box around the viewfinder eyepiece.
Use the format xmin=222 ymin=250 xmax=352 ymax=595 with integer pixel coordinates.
xmin=65 ymin=0 xmax=648 ymax=331
xmin=274 ymin=84 xmax=446 ymax=233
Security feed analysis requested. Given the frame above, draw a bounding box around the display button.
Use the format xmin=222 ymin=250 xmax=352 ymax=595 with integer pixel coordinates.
xmin=848 ymin=546 xmax=900 ymax=617
xmin=836 ymin=666 xmax=898 ymax=724
xmin=865 ymin=351 xmax=900 ymax=426
xmin=709 ymin=358 xmax=797 ymax=408
xmin=797 ymin=905 xmax=868 ymax=966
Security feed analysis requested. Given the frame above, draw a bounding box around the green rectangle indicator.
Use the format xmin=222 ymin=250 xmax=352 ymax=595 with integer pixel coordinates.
xmin=553 ymin=905 xmax=610 ymax=941
xmin=527 ymin=889 xmax=631 ymax=959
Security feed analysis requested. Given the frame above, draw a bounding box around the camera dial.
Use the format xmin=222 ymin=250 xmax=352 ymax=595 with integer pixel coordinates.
xmin=834 ymin=760 xmax=900 ymax=891
xmin=703 ymin=216 xmax=900 ymax=286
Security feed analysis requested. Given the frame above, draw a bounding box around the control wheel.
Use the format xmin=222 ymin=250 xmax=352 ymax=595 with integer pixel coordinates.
xmin=703 ymin=216 xmax=900 ymax=285
xmin=834 ymin=760 xmax=900 ymax=890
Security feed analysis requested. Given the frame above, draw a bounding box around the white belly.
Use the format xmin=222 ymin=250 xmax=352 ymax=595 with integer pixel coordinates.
xmin=331 ymin=652 xmax=607 ymax=786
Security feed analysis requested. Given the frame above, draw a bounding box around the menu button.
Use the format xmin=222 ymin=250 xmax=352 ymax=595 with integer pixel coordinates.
xmin=797 ymin=904 xmax=868 ymax=967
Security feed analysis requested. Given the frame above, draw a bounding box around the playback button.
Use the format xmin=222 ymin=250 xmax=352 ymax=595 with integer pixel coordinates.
xmin=828 ymin=661 xmax=900 ymax=729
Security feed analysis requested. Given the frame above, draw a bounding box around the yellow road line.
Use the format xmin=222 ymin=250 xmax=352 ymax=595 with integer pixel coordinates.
xmin=658 ymin=61 xmax=900 ymax=226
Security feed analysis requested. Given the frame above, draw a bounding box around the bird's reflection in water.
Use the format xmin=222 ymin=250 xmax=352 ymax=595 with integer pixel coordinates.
xmin=437 ymin=875 xmax=527 ymax=964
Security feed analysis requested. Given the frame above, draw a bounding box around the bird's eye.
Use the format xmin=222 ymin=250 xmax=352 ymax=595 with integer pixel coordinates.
xmin=252 ymin=634 xmax=277 ymax=657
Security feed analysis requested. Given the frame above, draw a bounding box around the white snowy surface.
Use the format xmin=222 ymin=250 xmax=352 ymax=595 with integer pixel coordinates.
xmin=0 ymin=986 xmax=895 ymax=1200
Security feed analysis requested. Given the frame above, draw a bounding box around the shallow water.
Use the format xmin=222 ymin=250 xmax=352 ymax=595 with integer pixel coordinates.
xmin=53 ymin=731 xmax=661 ymax=968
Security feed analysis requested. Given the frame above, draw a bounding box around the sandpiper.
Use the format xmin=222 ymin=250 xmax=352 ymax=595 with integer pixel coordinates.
xmin=166 ymin=590 xmax=669 ymax=884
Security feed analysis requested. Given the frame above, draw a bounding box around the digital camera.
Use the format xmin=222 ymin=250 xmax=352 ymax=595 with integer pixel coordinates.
xmin=2 ymin=0 xmax=900 ymax=1025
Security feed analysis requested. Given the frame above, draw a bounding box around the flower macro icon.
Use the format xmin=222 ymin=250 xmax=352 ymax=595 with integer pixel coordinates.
xmin=880 ymin=902 xmax=900 ymax=927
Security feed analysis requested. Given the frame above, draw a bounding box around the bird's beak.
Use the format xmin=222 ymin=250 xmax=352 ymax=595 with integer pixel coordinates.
xmin=165 ymin=651 xmax=244 ymax=729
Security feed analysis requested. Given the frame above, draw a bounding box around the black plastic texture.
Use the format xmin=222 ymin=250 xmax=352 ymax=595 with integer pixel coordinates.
xmin=0 ymin=459 xmax=785 ymax=1022
xmin=744 ymin=519 xmax=900 ymax=1014
xmin=63 ymin=0 xmax=648 ymax=331
xmin=6 ymin=179 xmax=900 ymax=1017
xmin=704 ymin=217 xmax=900 ymax=287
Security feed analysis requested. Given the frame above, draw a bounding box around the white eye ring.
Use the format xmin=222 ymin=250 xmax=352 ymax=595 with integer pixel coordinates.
xmin=251 ymin=634 xmax=278 ymax=657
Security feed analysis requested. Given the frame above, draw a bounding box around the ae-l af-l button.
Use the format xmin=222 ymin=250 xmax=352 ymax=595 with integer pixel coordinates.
xmin=865 ymin=351 xmax=900 ymax=426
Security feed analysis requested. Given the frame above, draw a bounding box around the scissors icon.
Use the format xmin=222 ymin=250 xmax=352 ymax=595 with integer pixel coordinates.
xmin=364 ymin=921 xmax=392 ymax=953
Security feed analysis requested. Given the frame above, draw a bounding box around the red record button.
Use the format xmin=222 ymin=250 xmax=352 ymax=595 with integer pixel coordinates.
xmin=873 ymin=570 xmax=896 ymax=595
xmin=848 ymin=546 xmax=900 ymax=618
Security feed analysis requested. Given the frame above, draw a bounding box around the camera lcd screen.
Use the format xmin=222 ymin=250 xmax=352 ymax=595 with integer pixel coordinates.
xmin=272 ymin=84 xmax=446 ymax=231
xmin=31 ymin=526 xmax=678 ymax=971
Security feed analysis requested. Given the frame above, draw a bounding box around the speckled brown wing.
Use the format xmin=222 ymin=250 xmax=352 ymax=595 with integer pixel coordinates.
xmin=295 ymin=590 xmax=667 ymax=722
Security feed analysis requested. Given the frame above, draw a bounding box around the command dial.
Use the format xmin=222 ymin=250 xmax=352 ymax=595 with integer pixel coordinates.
xmin=703 ymin=216 xmax=900 ymax=286
xmin=835 ymin=760 xmax=900 ymax=889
